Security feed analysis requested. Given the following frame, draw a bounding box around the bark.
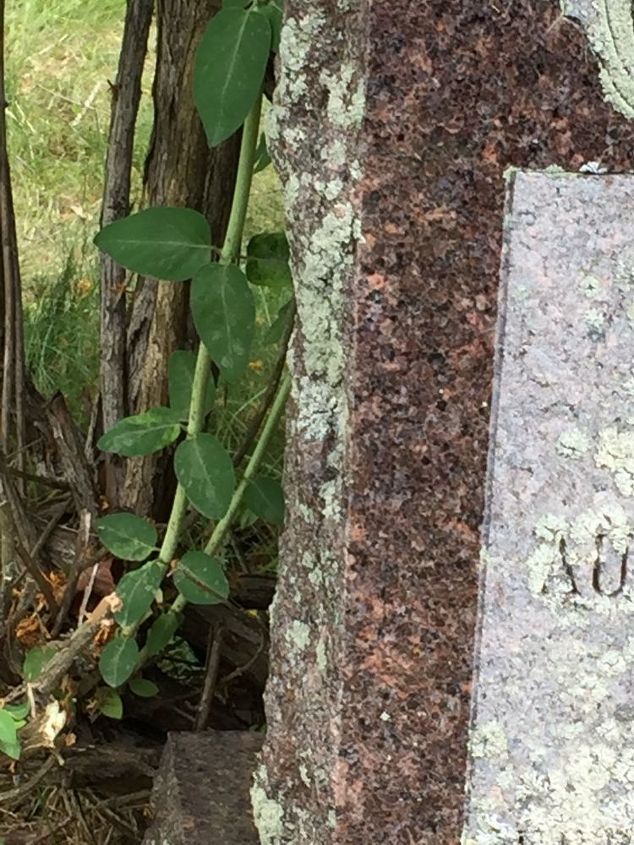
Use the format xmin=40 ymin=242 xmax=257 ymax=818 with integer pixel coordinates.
xmin=99 ymin=0 xmax=154 ymax=508
xmin=45 ymin=393 xmax=98 ymax=516
xmin=0 ymin=0 xmax=25 ymax=469
xmin=123 ymin=0 xmax=241 ymax=518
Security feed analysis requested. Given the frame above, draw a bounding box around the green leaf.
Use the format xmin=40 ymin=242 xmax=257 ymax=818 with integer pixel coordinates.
xmin=99 ymin=636 xmax=139 ymax=688
xmin=23 ymin=645 xmax=56 ymax=682
xmin=94 ymin=207 xmax=212 ymax=281
xmin=253 ymin=133 xmax=271 ymax=173
xmin=260 ymin=1 xmax=283 ymax=52
xmin=98 ymin=407 xmax=182 ymax=457
xmin=115 ymin=561 xmax=164 ymax=627
xmin=174 ymin=551 xmax=229 ymax=606
xmin=264 ymin=298 xmax=294 ymax=345
xmin=5 ymin=701 xmax=29 ymax=721
xmin=0 ymin=711 xmax=17 ymax=746
xmin=244 ymin=476 xmax=285 ymax=524
xmin=246 ymin=233 xmax=291 ymax=288
xmin=194 ymin=8 xmax=271 ymax=147
xmin=145 ymin=613 xmax=180 ymax=658
xmin=174 ymin=434 xmax=235 ymax=519
xmin=0 ymin=736 xmax=21 ymax=761
xmin=129 ymin=678 xmax=159 ymax=698
xmin=98 ymin=689 xmax=123 ymax=720
xmin=97 ymin=514 xmax=157 ymax=561
xmin=168 ymin=350 xmax=216 ymax=419
xmin=191 ymin=264 xmax=255 ymax=382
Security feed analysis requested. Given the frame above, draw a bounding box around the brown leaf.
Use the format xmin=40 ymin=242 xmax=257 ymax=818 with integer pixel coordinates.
xmin=15 ymin=614 xmax=45 ymax=649
xmin=77 ymin=557 xmax=116 ymax=597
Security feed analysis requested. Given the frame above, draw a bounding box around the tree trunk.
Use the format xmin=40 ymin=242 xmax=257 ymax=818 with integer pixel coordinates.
xmin=123 ymin=0 xmax=241 ymax=519
xmin=99 ymin=0 xmax=154 ymax=509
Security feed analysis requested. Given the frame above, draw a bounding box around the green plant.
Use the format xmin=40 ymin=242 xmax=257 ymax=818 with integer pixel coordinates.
xmin=92 ymin=0 xmax=291 ymax=694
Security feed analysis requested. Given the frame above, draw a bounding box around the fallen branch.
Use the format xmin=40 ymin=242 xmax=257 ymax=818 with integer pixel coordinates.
xmin=4 ymin=593 xmax=120 ymax=704
xmin=0 ymin=755 xmax=56 ymax=805
xmin=194 ymin=623 xmax=224 ymax=732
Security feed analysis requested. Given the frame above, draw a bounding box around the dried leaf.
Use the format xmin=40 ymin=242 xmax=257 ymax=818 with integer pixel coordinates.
xmin=15 ymin=615 xmax=44 ymax=649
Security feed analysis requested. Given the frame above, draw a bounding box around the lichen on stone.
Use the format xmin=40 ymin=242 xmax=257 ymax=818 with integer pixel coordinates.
xmin=556 ymin=427 xmax=592 ymax=459
xmin=470 ymin=721 xmax=508 ymax=760
xmin=525 ymin=497 xmax=634 ymax=611
xmin=561 ymin=0 xmax=634 ymax=119
xmin=584 ymin=306 xmax=606 ymax=333
xmin=252 ymin=0 xmax=369 ymax=841
xmin=595 ymin=424 xmax=634 ymax=496
xmin=286 ymin=620 xmax=311 ymax=653
xmin=251 ymin=778 xmax=285 ymax=845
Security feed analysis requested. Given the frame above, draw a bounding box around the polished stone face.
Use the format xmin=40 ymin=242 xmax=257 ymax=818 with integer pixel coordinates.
xmin=257 ymin=1 xmax=634 ymax=842
xmin=464 ymin=171 xmax=634 ymax=845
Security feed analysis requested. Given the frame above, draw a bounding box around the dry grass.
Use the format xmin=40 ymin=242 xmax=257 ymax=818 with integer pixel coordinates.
xmin=0 ymin=779 xmax=148 ymax=844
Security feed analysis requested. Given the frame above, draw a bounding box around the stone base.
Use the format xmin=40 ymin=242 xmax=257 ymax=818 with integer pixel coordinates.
xmin=143 ymin=730 xmax=263 ymax=845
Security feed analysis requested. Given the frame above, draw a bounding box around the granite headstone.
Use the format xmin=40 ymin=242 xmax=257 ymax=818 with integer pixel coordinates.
xmin=143 ymin=731 xmax=262 ymax=845
xmin=464 ymin=170 xmax=634 ymax=844
xmin=253 ymin=0 xmax=634 ymax=842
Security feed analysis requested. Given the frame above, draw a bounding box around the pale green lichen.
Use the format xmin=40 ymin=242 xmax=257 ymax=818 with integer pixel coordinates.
xmin=286 ymin=620 xmax=311 ymax=652
xmin=563 ymin=0 xmax=634 ymax=119
xmin=584 ymin=306 xmax=605 ymax=332
xmin=299 ymin=763 xmax=311 ymax=787
xmin=621 ymin=376 xmax=634 ymax=396
xmin=254 ymin=1 xmax=368 ymax=840
xmin=595 ymin=424 xmax=634 ymax=495
xmin=320 ymin=65 xmax=366 ymax=129
xmin=251 ymin=779 xmax=285 ymax=845
xmin=580 ymin=274 xmax=601 ymax=298
xmin=556 ymin=427 xmax=592 ymax=458
xmin=525 ymin=498 xmax=634 ymax=611
xmin=315 ymin=638 xmax=327 ymax=672
xmin=278 ymin=13 xmax=327 ymax=102
xmin=470 ymin=721 xmax=508 ymax=759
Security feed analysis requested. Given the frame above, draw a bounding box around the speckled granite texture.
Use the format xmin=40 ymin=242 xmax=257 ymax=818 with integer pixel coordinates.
xmin=143 ymin=731 xmax=262 ymax=844
xmin=464 ymin=171 xmax=634 ymax=844
xmin=255 ymin=2 xmax=634 ymax=843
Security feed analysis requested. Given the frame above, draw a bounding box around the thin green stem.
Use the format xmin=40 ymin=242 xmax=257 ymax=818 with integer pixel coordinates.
xmin=153 ymin=96 xmax=263 ymax=574
xmin=128 ymin=98 xmax=265 ymax=651
xmin=170 ymin=369 xmax=291 ymax=615
xmin=220 ymin=96 xmax=262 ymax=265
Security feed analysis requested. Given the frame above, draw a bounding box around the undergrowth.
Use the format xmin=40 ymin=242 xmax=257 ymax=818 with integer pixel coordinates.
xmin=7 ymin=0 xmax=285 ymax=433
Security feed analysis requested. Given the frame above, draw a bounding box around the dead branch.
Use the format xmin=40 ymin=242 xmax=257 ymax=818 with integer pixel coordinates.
xmin=194 ymin=623 xmax=224 ymax=732
xmin=45 ymin=394 xmax=98 ymax=516
xmin=4 ymin=593 xmax=119 ymax=704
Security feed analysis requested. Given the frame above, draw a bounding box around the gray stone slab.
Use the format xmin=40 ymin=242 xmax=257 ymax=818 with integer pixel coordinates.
xmin=143 ymin=730 xmax=263 ymax=845
xmin=463 ymin=171 xmax=634 ymax=844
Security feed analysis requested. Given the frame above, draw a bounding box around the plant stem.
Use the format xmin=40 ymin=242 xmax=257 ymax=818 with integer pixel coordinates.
xmin=154 ymin=96 xmax=263 ymax=573
xmin=171 ymin=369 xmax=291 ymax=615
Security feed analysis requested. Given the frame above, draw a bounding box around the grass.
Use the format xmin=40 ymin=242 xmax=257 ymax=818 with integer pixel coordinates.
xmin=6 ymin=0 xmax=285 ymax=415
